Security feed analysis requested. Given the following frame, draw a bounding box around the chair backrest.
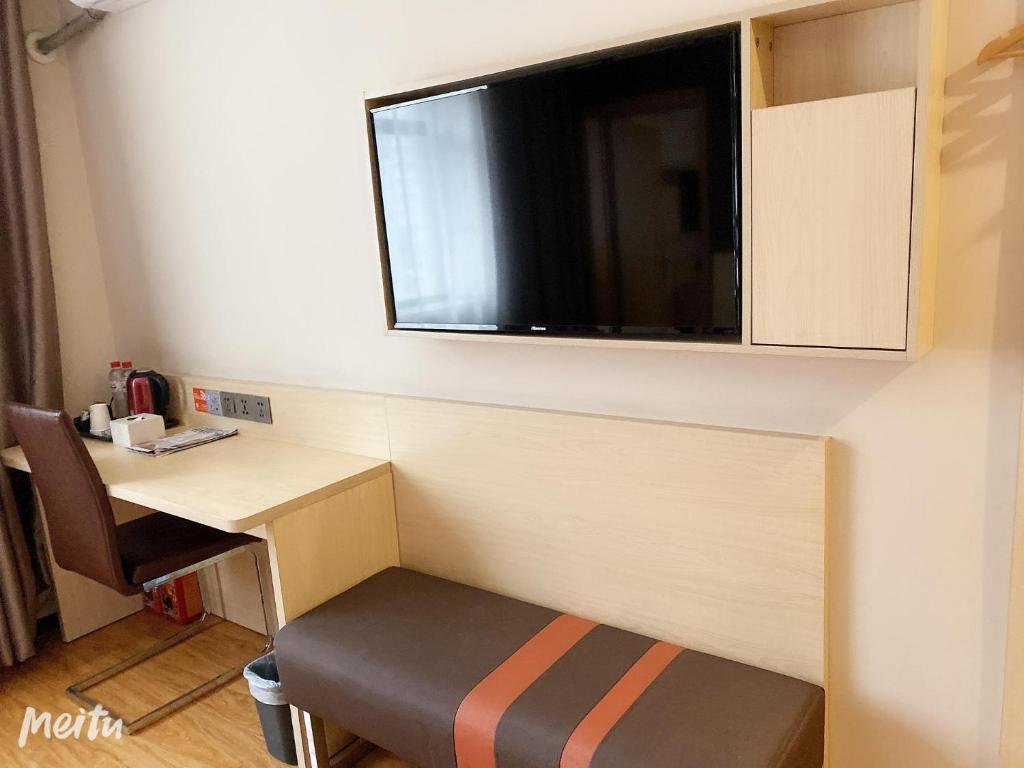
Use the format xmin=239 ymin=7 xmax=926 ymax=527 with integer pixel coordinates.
xmin=5 ymin=403 xmax=134 ymax=595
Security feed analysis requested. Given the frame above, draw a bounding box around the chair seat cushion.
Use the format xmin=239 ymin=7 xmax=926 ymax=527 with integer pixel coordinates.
xmin=115 ymin=512 xmax=256 ymax=585
xmin=275 ymin=567 xmax=825 ymax=768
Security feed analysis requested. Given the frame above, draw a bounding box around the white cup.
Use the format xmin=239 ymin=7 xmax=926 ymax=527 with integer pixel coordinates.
xmin=89 ymin=403 xmax=111 ymax=434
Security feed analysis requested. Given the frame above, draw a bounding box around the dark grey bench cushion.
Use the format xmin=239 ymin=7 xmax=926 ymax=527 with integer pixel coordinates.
xmin=276 ymin=567 xmax=824 ymax=768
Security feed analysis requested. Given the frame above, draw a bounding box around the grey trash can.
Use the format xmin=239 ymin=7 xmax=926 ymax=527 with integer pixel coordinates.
xmin=244 ymin=652 xmax=298 ymax=765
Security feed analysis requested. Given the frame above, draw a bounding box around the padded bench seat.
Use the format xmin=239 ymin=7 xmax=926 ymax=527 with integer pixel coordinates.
xmin=276 ymin=568 xmax=824 ymax=768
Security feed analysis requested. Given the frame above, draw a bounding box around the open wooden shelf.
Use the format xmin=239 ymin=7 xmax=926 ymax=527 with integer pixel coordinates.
xmin=751 ymin=1 xmax=920 ymax=109
xmin=744 ymin=0 xmax=946 ymax=359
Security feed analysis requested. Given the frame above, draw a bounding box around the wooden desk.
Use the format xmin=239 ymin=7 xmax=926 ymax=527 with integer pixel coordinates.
xmin=2 ymin=433 xmax=400 ymax=768
xmin=1 ymin=434 xmax=391 ymax=533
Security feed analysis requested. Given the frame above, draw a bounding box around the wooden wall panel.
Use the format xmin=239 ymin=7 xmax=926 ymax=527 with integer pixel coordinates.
xmin=163 ymin=373 xmax=828 ymax=684
xmin=386 ymin=397 xmax=828 ymax=684
xmin=168 ymin=374 xmax=390 ymax=459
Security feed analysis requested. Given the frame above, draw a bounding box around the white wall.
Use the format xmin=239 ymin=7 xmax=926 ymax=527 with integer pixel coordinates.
xmin=26 ymin=0 xmax=1024 ymax=764
xmin=20 ymin=0 xmax=116 ymax=410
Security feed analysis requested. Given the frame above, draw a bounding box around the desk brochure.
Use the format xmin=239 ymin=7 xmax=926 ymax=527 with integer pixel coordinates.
xmin=127 ymin=426 xmax=238 ymax=456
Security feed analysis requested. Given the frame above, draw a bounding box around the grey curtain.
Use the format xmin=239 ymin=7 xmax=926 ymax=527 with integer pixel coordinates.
xmin=0 ymin=0 xmax=64 ymax=666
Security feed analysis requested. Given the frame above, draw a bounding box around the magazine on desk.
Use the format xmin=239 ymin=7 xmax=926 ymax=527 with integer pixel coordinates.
xmin=127 ymin=426 xmax=238 ymax=456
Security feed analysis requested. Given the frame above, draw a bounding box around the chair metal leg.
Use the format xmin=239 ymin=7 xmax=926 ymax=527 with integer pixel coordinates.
xmin=66 ymin=545 xmax=273 ymax=734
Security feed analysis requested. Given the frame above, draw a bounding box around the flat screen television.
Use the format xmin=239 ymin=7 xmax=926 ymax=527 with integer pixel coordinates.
xmin=368 ymin=24 xmax=742 ymax=341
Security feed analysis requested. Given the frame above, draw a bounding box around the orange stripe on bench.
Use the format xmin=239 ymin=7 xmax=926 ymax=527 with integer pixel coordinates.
xmin=455 ymin=614 xmax=598 ymax=768
xmin=559 ymin=641 xmax=684 ymax=768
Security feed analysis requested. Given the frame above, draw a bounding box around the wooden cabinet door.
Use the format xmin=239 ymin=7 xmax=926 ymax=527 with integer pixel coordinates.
xmin=751 ymin=87 xmax=916 ymax=349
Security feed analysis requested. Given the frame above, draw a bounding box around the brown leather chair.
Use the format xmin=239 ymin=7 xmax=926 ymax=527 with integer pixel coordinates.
xmin=6 ymin=403 xmax=271 ymax=733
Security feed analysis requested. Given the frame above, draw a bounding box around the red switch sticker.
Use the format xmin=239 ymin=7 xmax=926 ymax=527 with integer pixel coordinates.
xmin=193 ymin=387 xmax=209 ymax=413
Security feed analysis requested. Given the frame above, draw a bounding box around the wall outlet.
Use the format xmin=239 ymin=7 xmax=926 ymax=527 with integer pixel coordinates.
xmin=220 ymin=391 xmax=272 ymax=424
xmin=194 ymin=388 xmax=271 ymax=424
xmin=252 ymin=396 xmax=271 ymax=423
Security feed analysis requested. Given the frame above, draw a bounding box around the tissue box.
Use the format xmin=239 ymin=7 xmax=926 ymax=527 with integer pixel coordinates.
xmin=110 ymin=413 xmax=165 ymax=447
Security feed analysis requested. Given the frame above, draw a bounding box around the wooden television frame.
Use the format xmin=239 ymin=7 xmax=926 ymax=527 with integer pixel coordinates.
xmin=366 ymin=0 xmax=947 ymax=361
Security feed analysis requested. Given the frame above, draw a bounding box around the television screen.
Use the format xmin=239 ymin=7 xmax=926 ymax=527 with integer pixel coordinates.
xmin=369 ymin=24 xmax=741 ymax=340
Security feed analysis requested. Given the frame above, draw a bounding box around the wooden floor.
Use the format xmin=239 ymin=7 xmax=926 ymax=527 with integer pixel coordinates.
xmin=0 ymin=611 xmax=411 ymax=767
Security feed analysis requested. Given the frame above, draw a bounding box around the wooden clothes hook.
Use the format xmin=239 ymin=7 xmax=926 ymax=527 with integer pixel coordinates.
xmin=978 ymin=23 xmax=1024 ymax=64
